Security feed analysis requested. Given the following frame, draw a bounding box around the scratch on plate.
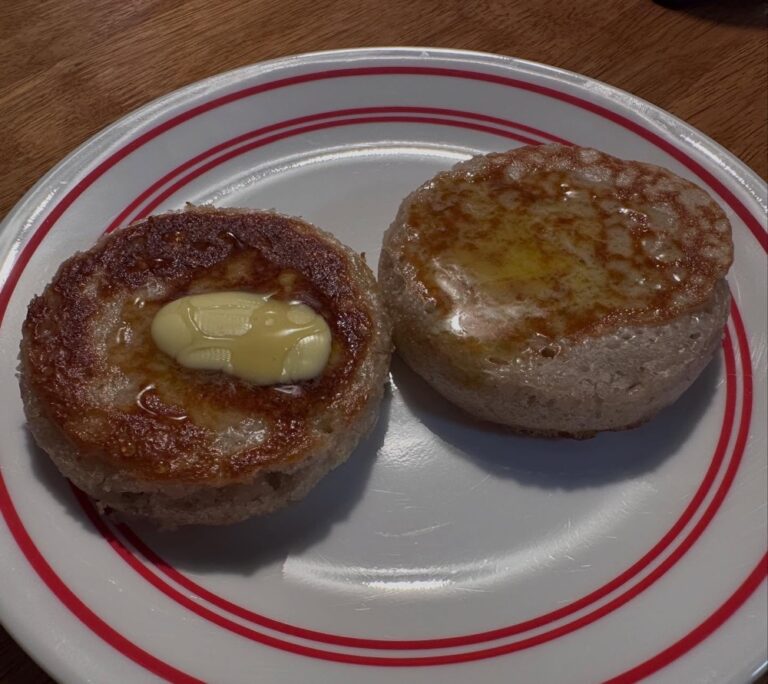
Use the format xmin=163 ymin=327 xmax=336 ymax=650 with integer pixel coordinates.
xmin=377 ymin=523 xmax=451 ymax=538
xmin=469 ymin=474 xmax=491 ymax=491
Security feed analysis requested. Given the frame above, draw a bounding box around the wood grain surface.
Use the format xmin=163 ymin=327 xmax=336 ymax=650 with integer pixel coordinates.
xmin=0 ymin=0 xmax=766 ymax=682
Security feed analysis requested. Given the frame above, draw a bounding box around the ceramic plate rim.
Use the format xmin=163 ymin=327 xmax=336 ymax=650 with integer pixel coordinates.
xmin=0 ymin=47 xmax=765 ymax=684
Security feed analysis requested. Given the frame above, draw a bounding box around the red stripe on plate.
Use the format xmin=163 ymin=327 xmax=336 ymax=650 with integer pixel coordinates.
xmin=102 ymin=64 xmax=766 ymax=249
xmin=338 ymin=68 xmax=768 ymax=250
xmin=100 ymin=112 xmax=743 ymax=652
xmin=603 ymin=554 xmax=768 ymax=684
xmin=105 ymin=106 xmax=567 ymax=233
xmin=1 ymin=65 xmax=765 ymax=329
xmin=130 ymin=115 xmax=539 ymax=219
xmin=0 ymin=476 xmax=203 ymax=684
xmin=114 ymin=322 xmax=736 ymax=650
xmin=87 ymin=328 xmax=750 ymax=665
xmin=0 ymin=64 xmax=764 ymax=680
xmin=603 ymin=300 xmax=762 ymax=682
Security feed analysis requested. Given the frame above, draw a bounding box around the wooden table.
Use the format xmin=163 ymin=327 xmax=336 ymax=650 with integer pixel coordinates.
xmin=1 ymin=1 xmax=765 ymax=682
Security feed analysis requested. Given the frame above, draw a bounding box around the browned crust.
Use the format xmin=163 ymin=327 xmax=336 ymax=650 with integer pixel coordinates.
xmin=389 ymin=144 xmax=734 ymax=349
xmin=20 ymin=207 xmax=391 ymax=486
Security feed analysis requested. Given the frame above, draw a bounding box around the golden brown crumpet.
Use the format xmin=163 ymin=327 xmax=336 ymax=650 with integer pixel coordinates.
xmin=379 ymin=145 xmax=733 ymax=437
xmin=20 ymin=207 xmax=392 ymax=526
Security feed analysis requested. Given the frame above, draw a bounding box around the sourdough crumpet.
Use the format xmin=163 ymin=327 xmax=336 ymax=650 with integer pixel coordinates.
xmin=20 ymin=207 xmax=392 ymax=526
xmin=379 ymin=145 xmax=733 ymax=437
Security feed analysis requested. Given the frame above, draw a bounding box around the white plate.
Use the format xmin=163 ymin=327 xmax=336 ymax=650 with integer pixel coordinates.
xmin=0 ymin=48 xmax=766 ymax=684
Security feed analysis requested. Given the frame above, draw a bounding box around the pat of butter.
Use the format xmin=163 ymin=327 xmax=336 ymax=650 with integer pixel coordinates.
xmin=151 ymin=291 xmax=331 ymax=384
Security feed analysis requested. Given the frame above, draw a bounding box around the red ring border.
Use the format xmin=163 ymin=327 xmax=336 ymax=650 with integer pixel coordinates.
xmin=103 ymin=106 xmax=570 ymax=234
xmin=84 ymin=107 xmax=748 ymax=653
xmin=0 ymin=65 xmax=763 ymax=683
xmin=84 ymin=324 xmax=744 ymax=666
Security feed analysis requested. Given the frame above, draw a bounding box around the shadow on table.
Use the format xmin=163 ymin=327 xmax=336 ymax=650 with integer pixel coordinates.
xmin=393 ymin=351 xmax=723 ymax=490
xmin=29 ymin=385 xmax=390 ymax=576
xmin=654 ymin=0 xmax=767 ymax=27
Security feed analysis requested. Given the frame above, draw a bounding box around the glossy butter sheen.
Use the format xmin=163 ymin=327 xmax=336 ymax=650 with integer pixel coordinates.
xmin=404 ymin=161 xmax=726 ymax=353
xmin=151 ymin=291 xmax=331 ymax=384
